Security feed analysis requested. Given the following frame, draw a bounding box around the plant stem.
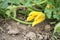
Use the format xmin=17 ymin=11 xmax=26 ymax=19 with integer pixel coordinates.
xmin=11 ymin=17 xmax=32 ymax=24
xmin=28 ymin=6 xmax=41 ymax=11
xmin=33 ymin=0 xmax=47 ymax=7
xmin=39 ymin=0 xmax=47 ymax=5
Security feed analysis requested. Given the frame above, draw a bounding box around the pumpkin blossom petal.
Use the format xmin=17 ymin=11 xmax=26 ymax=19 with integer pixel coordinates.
xmin=29 ymin=11 xmax=40 ymax=16
xmin=32 ymin=13 xmax=45 ymax=27
xmin=34 ymin=12 xmax=45 ymax=21
xmin=27 ymin=16 xmax=35 ymax=21
xmin=27 ymin=11 xmax=40 ymax=21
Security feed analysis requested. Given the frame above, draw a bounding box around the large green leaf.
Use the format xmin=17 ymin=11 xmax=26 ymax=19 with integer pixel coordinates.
xmin=44 ymin=8 xmax=53 ymax=19
xmin=54 ymin=23 xmax=60 ymax=33
xmin=53 ymin=22 xmax=60 ymax=40
xmin=53 ymin=13 xmax=60 ymax=20
xmin=53 ymin=8 xmax=60 ymax=20
xmin=33 ymin=0 xmax=42 ymax=4
xmin=47 ymin=0 xmax=55 ymax=5
xmin=0 ymin=0 xmax=8 ymax=9
xmin=9 ymin=0 xmax=21 ymax=4
xmin=23 ymin=0 xmax=32 ymax=7
xmin=54 ymin=0 xmax=60 ymax=7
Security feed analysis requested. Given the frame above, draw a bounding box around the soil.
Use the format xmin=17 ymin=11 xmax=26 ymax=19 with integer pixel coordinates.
xmin=0 ymin=18 xmax=60 ymax=40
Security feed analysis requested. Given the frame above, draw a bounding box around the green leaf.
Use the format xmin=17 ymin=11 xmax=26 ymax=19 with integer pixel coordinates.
xmin=53 ymin=23 xmax=60 ymax=40
xmin=0 ymin=0 xmax=8 ymax=9
xmin=5 ymin=10 xmax=11 ymax=17
xmin=53 ymin=32 xmax=58 ymax=40
xmin=9 ymin=0 xmax=21 ymax=4
xmin=23 ymin=0 xmax=32 ymax=7
xmin=47 ymin=0 xmax=55 ymax=5
xmin=33 ymin=0 xmax=42 ymax=4
xmin=54 ymin=0 xmax=60 ymax=7
xmin=53 ymin=8 xmax=60 ymax=20
xmin=54 ymin=23 xmax=60 ymax=32
xmin=53 ymin=14 xmax=60 ymax=20
xmin=44 ymin=8 xmax=52 ymax=19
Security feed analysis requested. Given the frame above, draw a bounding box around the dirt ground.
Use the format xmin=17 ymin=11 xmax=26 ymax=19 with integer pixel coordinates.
xmin=0 ymin=18 xmax=60 ymax=40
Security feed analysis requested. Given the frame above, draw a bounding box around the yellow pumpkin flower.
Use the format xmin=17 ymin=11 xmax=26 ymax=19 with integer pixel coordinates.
xmin=32 ymin=13 xmax=45 ymax=27
xmin=26 ymin=11 xmax=45 ymax=27
xmin=27 ymin=11 xmax=40 ymax=21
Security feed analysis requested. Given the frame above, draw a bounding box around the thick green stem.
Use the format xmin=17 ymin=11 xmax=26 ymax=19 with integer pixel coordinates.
xmin=39 ymin=0 xmax=47 ymax=4
xmin=11 ymin=17 xmax=32 ymax=24
xmin=28 ymin=6 xmax=41 ymax=11
xmin=13 ymin=10 xmax=16 ymax=18
xmin=28 ymin=8 xmax=34 ymax=11
xmin=33 ymin=0 xmax=47 ymax=7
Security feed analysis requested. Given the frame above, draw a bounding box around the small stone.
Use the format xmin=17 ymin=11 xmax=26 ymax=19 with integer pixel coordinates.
xmin=37 ymin=34 xmax=43 ymax=40
xmin=28 ymin=25 xmax=31 ymax=27
xmin=0 ymin=27 xmax=3 ymax=32
xmin=7 ymin=25 xmax=20 ymax=35
xmin=45 ymin=25 xmax=51 ymax=31
xmin=44 ymin=35 xmax=48 ymax=40
xmin=25 ymin=32 xmax=36 ymax=40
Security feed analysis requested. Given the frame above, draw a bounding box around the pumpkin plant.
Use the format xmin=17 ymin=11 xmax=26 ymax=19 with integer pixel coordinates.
xmin=0 ymin=0 xmax=60 ymax=40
